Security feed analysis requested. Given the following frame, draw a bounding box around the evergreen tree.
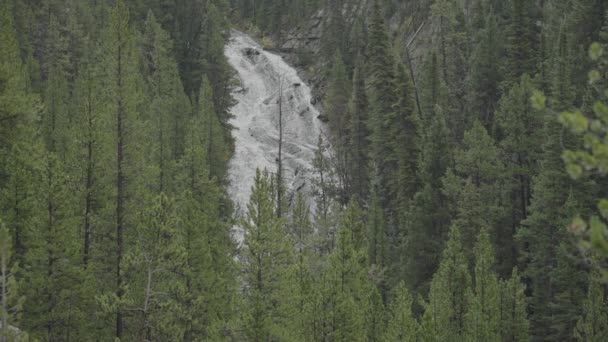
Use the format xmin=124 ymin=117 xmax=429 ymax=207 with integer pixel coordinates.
xmin=198 ymin=76 xmax=229 ymax=181
xmin=464 ymin=228 xmax=500 ymax=342
xmin=441 ymin=120 xmax=505 ymax=270
xmin=324 ymin=51 xmax=351 ymax=202
xmin=0 ymin=219 xmax=26 ymax=342
xmin=0 ymin=0 xmax=42 ymax=265
xmin=98 ymin=1 xmax=145 ymax=337
xmin=574 ymin=272 xmax=608 ymax=341
xmin=123 ymin=194 xmax=187 ymax=340
xmin=419 ymin=226 xmax=471 ymax=341
xmin=324 ymin=199 xmax=369 ymax=341
xmin=367 ymin=0 xmax=398 ymax=213
xmin=347 ymin=64 xmax=369 ymax=201
xmin=404 ymin=105 xmax=451 ymax=294
xmin=503 ymin=0 xmax=540 ymax=87
xmin=468 ymin=10 xmax=503 ymax=128
xmin=495 ymin=75 xmax=544 ymax=272
xmin=499 ymin=268 xmax=530 ymax=342
xmin=141 ymin=11 xmax=189 ymax=194
xmin=242 ymin=169 xmax=293 ymax=341
xmin=383 ymin=282 xmax=417 ymax=342
xmin=312 ymin=135 xmax=338 ymax=254
xmin=393 ymin=60 xmax=420 ymax=207
xmin=178 ymin=104 xmax=236 ymax=339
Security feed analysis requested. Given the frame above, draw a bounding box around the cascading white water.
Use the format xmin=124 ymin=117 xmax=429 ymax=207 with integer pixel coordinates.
xmin=225 ymin=30 xmax=324 ymax=226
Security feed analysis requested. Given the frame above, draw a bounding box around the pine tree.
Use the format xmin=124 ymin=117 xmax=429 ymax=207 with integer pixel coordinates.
xmin=468 ymin=9 xmax=503 ymax=128
xmin=574 ymin=271 xmax=608 ymax=341
xmin=442 ymin=121 xmax=504 ymax=265
xmin=199 ymin=3 xmax=235 ymax=133
xmin=429 ymin=0 xmax=469 ymax=142
xmin=142 ymin=11 xmax=188 ymax=194
xmin=495 ymin=74 xmax=544 ymax=272
xmin=123 ymin=194 xmax=187 ymax=341
xmin=0 ymin=219 xmax=26 ymax=342
xmin=419 ymin=226 xmax=471 ymax=341
xmin=368 ymin=174 xmax=388 ymax=284
xmin=71 ymin=48 xmax=111 ymax=269
xmin=324 ymin=51 xmax=351 ymax=202
xmin=499 ymin=268 xmax=530 ymax=342
xmin=312 ymin=135 xmax=338 ymax=254
xmin=324 ymin=199 xmax=369 ymax=341
xmin=178 ymin=106 xmax=235 ymax=339
xmin=367 ymin=0 xmax=398 ymax=213
xmin=404 ymin=105 xmax=451 ymax=294
xmin=347 ymin=64 xmax=369 ymax=201
xmin=392 ymin=60 xmax=420 ymax=207
xmin=383 ymin=282 xmax=417 ymax=342
xmin=242 ymin=168 xmax=293 ymax=341
xmin=503 ymin=0 xmax=540 ymax=87
xmin=464 ymin=228 xmax=500 ymax=342
xmin=98 ymin=1 xmax=145 ymax=337
xmin=0 ymin=0 xmax=42 ymax=266
xmin=198 ymin=76 xmax=229 ymax=181
xmin=517 ymin=24 xmax=590 ymax=339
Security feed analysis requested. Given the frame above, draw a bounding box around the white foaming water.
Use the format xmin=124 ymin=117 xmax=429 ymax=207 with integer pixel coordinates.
xmin=225 ymin=31 xmax=324 ymax=230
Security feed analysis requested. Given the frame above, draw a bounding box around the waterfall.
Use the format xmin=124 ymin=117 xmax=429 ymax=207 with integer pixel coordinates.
xmin=224 ymin=31 xmax=325 ymax=229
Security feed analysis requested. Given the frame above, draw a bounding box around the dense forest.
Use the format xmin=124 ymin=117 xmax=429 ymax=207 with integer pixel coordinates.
xmin=1 ymin=0 xmax=608 ymax=341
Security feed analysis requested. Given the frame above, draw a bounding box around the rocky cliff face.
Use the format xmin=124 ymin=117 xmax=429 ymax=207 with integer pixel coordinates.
xmin=270 ymin=0 xmax=437 ymax=104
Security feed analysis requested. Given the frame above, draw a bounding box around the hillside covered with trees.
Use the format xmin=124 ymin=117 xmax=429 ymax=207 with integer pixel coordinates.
xmin=1 ymin=0 xmax=608 ymax=341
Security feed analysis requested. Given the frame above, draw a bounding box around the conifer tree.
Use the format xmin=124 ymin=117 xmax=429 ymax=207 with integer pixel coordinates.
xmin=468 ymin=10 xmax=503 ymax=128
xmin=0 ymin=220 xmax=26 ymax=342
xmin=383 ymin=282 xmax=417 ymax=342
xmin=368 ymin=174 xmax=388 ymax=282
xmin=429 ymin=0 xmax=469 ymax=140
xmin=0 ymin=0 xmax=42 ymax=264
xmin=517 ymin=25 xmax=590 ymax=339
xmin=464 ymin=228 xmax=500 ymax=342
xmin=98 ymin=1 xmax=145 ymax=337
xmin=495 ymin=75 xmax=544 ymax=271
xmin=198 ymin=76 xmax=229 ymax=181
xmin=393 ymin=61 xmax=420 ymax=207
xmin=498 ymin=268 xmax=530 ymax=342
xmin=442 ymin=121 xmax=504 ymax=265
xmin=574 ymin=272 xmax=608 ymax=341
xmin=324 ymin=199 xmax=369 ymax=341
xmin=123 ymin=194 xmax=187 ymax=341
xmin=347 ymin=64 xmax=369 ymax=201
xmin=404 ymin=105 xmax=451 ymax=294
xmin=367 ymin=0 xmax=398 ymax=213
xmin=420 ymin=226 xmax=471 ymax=341
xmin=503 ymin=0 xmax=540 ymax=87
xmin=312 ymin=135 xmax=338 ymax=254
xmin=142 ymin=11 xmax=188 ymax=194
xmin=71 ymin=48 xmax=111 ymax=269
xmin=242 ymin=168 xmax=293 ymax=341
xmin=324 ymin=51 xmax=351 ymax=201
xmin=178 ymin=105 xmax=235 ymax=339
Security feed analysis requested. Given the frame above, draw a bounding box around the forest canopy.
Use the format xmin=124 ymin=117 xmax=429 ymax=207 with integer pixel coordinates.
xmin=1 ymin=0 xmax=608 ymax=341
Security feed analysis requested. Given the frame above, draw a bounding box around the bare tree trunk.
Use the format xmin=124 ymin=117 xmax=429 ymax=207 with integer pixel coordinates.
xmin=1 ymin=252 xmax=7 ymax=342
xmin=83 ymin=86 xmax=94 ymax=268
xmin=116 ymin=40 xmax=125 ymax=340
xmin=277 ymin=77 xmax=284 ymax=218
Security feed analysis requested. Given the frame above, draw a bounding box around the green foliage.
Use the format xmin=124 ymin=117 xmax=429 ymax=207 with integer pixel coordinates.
xmin=347 ymin=64 xmax=370 ymax=200
xmin=420 ymin=226 xmax=471 ymax=341
xmin=499 ymin=268 xmax=530 ymax=342
xmin=242 ymin=169 xmax=293 ymax=341
xmin=464 ymin=228 xmax=500 ymax=342
xmin=0 ymin=219 xmax=27 ymax=341
xmin=383 ymin=282 xmax=417 ymax=342
xmin=574 ymin=272 xmax=608 ymax=341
